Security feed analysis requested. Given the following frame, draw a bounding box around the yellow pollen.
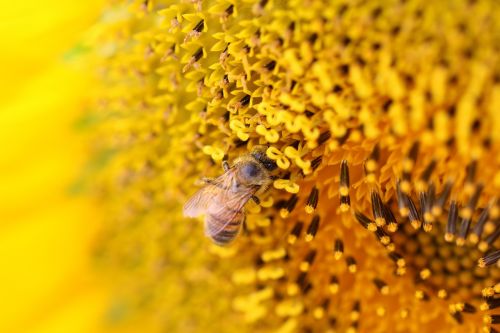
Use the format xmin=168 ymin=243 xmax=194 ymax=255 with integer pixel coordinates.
xmin=329 ymin=282 xmax=339 ymax=294
xmin=365 ymin=160 xmax=377 ymax=172
xmin=313 ymin=307 xmax=324 ymax=319
xmin=387 ymin=223 xmax=398 ymax=232
xmin=340 ymin=204 xmax=351 ymax=213
xmin=299 ymin=262 xmax=310 ymax=272
xmin=375 ymin=217 xmax=386 ymax=227
xmin=411 ymin=220 xmax=422 ymax=229
xmin=287 ymin=283 xmax=299 ymax=297
xmin=438 ymin=289 xmax=448 ymax=299
xmin=420 ymin=268 xmax=431 ymax=280
xmin=444 ymin=233 xmax=454 ymax=242
xmin=339 ymin=187 xmax=349 ymax=196
xmin=376 ymin=306 xmax=386 ymax=316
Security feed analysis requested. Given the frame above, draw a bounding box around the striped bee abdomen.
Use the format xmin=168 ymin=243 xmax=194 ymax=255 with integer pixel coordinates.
xmin=206 ymin=211 xmax=244 ymax=245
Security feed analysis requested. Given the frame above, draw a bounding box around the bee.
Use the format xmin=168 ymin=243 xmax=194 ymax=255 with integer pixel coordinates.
xmin=183 ymin=146 xmax=277 ymax=245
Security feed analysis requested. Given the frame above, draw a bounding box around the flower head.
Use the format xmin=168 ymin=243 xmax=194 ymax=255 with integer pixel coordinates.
xmin=90 ymin=0 xmax=500 ymax=332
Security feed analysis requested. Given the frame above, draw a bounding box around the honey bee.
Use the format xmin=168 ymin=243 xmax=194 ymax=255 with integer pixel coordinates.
xmin=183 ymin=146 xmax=277 ymax=245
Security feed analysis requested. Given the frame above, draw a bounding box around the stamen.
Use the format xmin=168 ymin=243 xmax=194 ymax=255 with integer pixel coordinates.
xmin=288 ymin=221 xmax=303 ymax=244
xmin=239 ymin=94 xmax=251 ymax=107
xmin=469 ymin=207 xmax=490 ymax=244
xmin=193 ymin=47 xmax=204 ymax=61
xmin=350 ymin=301 xmax=361 ymax=322
xmin=437 ymin=289 xmax=448 ymax=299
xmin=184 ymin=20 xmax=204 ymax=43
xmin=303 ymin=282 xmax=313 ymax=294
xmin=389 ymin=252 xmax=406 ymax=268
xmin=280 ymin=194 xmax=299 ymax=218
xmin=402 ymin=142 xmax=420 ymax=182
xmin=416 ymin=160 xmax=436 ymax=191
xmin=264 ymin=60 xmax=276 ymax=71
xmin=461 ymin=183 xmax=484 ymax=221
xmin=415 ymin=290 xmax=429 ymax=301
xmin=300 ymin=250 xmax=317 ymax=272
xmin=225 ymin=4 xmax=234 ymax=15
xmin=464 ymin=160 xmax=477 ymax=194
xmin=373 ymin=278 xmax=389 ymax=295
xmin=483 ymin=314 xmax=500 ymax=325
xmin=317 ymin=130 xmax=331 ymax=146
xmin=182 ymin=47 xmax=204 ymax=72
xmin=478 ymin=249 xmax=500 ymax=267
xmin=481 ymin=224 xmax=500 ymax=251
xmin=296 ymin=271 xmax=308 ymax=289
xmin=432 ymin=181 xmax=452 ymax=216
xmin=445 ymin=200 xmax=458 ymax=242
xmin=396 ymin=180 xmax=410 ymax=217
xmin=481 ymin=298 xmax=500 ymax=311
xmin=451 ymin=311 xmax=463 ymax=324
xmin=365 ymin=144 xmax=380 ymax=173
xmin=451 ymin=302 xmax=475 ymax=316
xmin=482 ymin=286 xmax=495 ymax=298
xmin=340 ymin=195 xmax=351 ymax=212
xmin=305 ymin=187 xmax=319 ymax=214
xmin=383 ymin=204 xmax=398 ymax=232
xmin=305 ymin=215 xmax=320 ymax=242
xmin=419 ymin=268 xmax=431 ymax=280
xmin=457 ymin=218 xmax=472 ymax=247
xmin=193 ymin=19 xmax=205 ymax=32
xmin=406 ymin=195 xmax=422 ymax=229
xmin=354 ymin=211 xmax=377 ymax=232
xmin=329 ymin=275 xmax=339 ymax=294
xmin=371 ymin=191 xmax=386 ymax=226
xmin=313 ymin=299 xmax=330 ymax=319
xmin=346 ymin=256 xmax=357 ymax=273
xmin=375 ymin=227 xmax=391 ymax=246
xmin=420 ymin=188 xmax=435 ymax=231
xmin=340 ymin=160 xmax=350 ymax=212
xmin=486 ymin=225 xmax=500 ymax=246
xmin=334 ymin=238 xmax=344 ymax=260
xmin=311 ymin=156 xmax=322 ymax=171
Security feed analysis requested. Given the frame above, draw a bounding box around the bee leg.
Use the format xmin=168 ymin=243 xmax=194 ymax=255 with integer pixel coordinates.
xmin=222 ymin=160 xmax=230 ymax=172
xmin=201 ymin=177 xmax=216 ymax=185
xmin=242 ymin=216 xmax=249 ymax=235
xmin=251 ymin=195 xmax=260 ymax=205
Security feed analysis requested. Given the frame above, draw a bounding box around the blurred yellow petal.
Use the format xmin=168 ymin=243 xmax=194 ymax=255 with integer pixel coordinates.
xmin=0 ymin=0 xmax=107 ymax=332
xmin=87 ymin=1 xmax=500 ymax=332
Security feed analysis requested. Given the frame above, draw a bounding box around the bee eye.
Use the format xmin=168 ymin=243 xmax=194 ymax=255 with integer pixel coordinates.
xmin=242 ymin=163 xmax=260 ymax=178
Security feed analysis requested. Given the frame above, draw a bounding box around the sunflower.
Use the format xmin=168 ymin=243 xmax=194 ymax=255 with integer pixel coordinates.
xmin=88 ymin=0 xmax=500 ymax=332
xmin=0 ymin=1 xmax=109 ymax=332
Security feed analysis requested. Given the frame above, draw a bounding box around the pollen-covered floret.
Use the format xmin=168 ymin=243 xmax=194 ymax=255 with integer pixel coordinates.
xmin=89 ymin=0 xmax=500 ymax=332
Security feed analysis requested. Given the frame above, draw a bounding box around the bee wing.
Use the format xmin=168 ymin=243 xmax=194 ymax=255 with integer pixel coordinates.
xmin=204 ymin=188 xmax=255 ymax=238
xmin=183 ymin=169 xmax=238 ymax=218
xmin=183 ymin=186 xmax=214 ymax=217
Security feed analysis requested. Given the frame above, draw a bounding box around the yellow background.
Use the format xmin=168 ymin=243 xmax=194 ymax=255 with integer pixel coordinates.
xmin=0 ymin=1 xmax=108 ymax=332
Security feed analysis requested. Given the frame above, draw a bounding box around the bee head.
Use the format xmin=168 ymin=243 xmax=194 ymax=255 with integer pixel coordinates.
xmin=241 ymin=162 xmax=261 ymax=179
xmin=251 ymin=146 xmax=277 ymax=171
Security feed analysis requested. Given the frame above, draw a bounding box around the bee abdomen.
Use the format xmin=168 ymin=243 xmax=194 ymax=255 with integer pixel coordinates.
xmin=212 ymin=228 xmax=240 ymax=245
xmin=206 ymin=212 xmax=242 ymax=245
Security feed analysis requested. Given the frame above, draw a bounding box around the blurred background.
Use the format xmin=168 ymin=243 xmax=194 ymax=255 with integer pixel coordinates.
xmin=0 ymin=1 xmax=108 ymax=332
